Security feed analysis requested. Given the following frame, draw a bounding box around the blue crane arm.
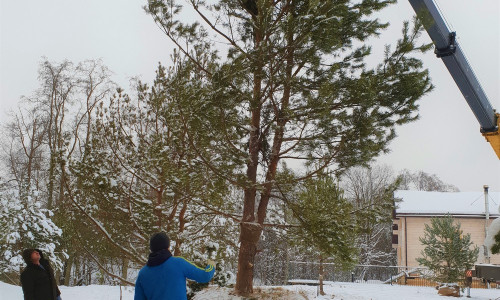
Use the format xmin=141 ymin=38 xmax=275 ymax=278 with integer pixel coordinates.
xmin=408 ymin=0 xmax=497 ymax=133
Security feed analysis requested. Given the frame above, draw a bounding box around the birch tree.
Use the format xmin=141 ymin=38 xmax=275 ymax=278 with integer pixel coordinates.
xmin=341 ymin=165 xmax=397 ymax=267
xmin=0 ymin=58 xmax=114 ymax=285
xmin=398 ymin=169 xmax=459 ymax=192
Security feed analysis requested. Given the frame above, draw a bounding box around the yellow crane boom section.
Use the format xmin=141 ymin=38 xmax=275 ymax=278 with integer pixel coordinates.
xmin=483 ymin=113 xmax=500 ymax=159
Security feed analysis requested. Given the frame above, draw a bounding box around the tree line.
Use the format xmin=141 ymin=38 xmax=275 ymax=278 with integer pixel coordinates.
xmin=0 ymin=0 xmax=452 ymax=296
xmin=0 ymin=59 xmax=454 ymax=289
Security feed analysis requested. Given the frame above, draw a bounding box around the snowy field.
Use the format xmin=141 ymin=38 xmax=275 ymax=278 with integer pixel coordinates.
xmin=1 ymin=281 xmax=499 ymax=300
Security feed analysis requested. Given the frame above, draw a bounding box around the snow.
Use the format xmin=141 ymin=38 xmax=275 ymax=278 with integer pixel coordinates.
xmin=110 ymin=179 xmax=118 ymax=187
xmin=2 ymin=281 xmax=499 ymax=300
xmin=0 ymin=282 xmax=135 ymax=300
xmin=395 ymin=190 xmax=500 ymax=216
xmin=485 ymin=218 xmax=500 ymax=251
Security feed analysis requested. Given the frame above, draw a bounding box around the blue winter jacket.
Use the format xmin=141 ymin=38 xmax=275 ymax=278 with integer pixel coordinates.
xmin=134 ymin=256 xmax=215 ymax=300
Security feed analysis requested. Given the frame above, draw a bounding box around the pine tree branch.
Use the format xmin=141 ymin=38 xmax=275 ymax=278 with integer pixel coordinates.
xmin=175 ymin=102 xmax=246 ymax=188
xmin=63 ymin=177 xmax=147 ymax=265
xmin=126 ymin=174 xmax=148 ymax=241
xmin=190 ymin=1 xmax=248 ymax=56
xmin=80 ymin=244 xmax=135 ymax=286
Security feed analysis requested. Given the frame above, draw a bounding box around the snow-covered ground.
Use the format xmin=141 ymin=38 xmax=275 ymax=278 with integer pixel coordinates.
xmin=1 ymin=281 xmax=499 ymax=299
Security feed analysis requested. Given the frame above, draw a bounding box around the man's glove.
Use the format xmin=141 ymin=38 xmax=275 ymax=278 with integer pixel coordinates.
xmin=207 ymin=259 xmax=215 ymax=267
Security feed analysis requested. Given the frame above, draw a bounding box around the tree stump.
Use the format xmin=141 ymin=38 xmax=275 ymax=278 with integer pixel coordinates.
xmin=437 ymin=284 xmax=460 ymax=297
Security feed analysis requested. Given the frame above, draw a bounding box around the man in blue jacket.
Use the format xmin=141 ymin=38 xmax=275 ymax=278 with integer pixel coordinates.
xmin=134 ymin=232 xmax=215 ymax=300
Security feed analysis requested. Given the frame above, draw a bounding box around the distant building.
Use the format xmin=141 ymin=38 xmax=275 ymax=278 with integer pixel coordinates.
xmin=392 ymin=190 xmax=500 ymax=267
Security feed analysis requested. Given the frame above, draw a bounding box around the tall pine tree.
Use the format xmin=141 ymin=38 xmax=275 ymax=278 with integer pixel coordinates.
xmin=146 ymin=0 xmax=434 ymax=294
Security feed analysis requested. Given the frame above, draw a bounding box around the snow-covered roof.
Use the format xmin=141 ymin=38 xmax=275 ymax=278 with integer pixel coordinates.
xmin=394 ymin=190 xmax=500 ymax=217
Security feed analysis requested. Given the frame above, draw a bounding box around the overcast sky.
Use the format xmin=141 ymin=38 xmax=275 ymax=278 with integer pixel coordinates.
xmin=1 ymin=0 xmax=499 ymax=192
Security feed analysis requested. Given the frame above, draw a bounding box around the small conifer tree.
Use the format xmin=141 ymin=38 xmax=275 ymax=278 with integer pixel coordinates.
xmin=416 ymin=215 xmax=478 ymax=283
xmin=0 ymin=184 xmax=65 ymax=279
xmin=291 ymin=175 xmax=357 ymax=267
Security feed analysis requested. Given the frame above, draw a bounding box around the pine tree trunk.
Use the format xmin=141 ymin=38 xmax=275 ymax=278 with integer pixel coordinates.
xmin=235 ymin=28 xmax=262 ymax=293
xmin=235 ymin=12 xmax=293 ymax=293
xmin=72 ymin=258 xmax=79 ymax=286
xmin=284 ymin=243 xmax=289 ymax=285
xmin=63 ymin=255 xmax=73 ymax=286
xmin=154 ymin=188 xmax=163 ymax=229
xmin=174 ymin=200 xmax=188 ymax=256
xmin=121 ymin=258 xmax=129 ymax=283
xmin=283 ymin=201 xmax=290 ymax=285
xmin=319 ymin=256 xmax=325 ymax=295
xmin=235 ymin=222 xmax=262 ymax=296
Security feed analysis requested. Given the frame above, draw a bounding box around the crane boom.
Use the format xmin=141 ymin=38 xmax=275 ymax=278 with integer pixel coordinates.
xmin=408 ymin=0 xmax=500 ymax=158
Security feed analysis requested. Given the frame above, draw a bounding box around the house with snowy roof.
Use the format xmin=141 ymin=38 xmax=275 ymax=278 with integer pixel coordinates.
xmin=392 ymin=189 xmax=500 ymax=268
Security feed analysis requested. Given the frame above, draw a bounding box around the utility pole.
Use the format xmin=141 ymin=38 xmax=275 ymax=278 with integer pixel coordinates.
xmin=484 ymin=185 xmax=490 ymax=264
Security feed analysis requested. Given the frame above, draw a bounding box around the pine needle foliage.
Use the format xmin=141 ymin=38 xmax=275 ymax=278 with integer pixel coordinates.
xmin=290 ymin=174 xmax=357 ymax=268
xmin=145 ymin=0 xmax=435 ymax=292
xmin=416 ymin=215 xmax=478 ymax=283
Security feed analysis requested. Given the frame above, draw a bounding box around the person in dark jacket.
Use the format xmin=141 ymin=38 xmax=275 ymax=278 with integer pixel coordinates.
xmin=21 ymin=248 xmax=62 ymax=300
xmin=134 ymin=232 xmax=215 ymax=300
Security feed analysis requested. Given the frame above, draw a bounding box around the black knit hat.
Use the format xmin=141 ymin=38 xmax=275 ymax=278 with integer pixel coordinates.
xmin=21 ymin=248 xmax=44 ymax=265
xmin=150 ymin=232 xmax=170 ymax=252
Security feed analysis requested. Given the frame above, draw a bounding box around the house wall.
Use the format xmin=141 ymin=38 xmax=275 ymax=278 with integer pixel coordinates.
xmin=395 ymin=216 xmax=500 ymax=267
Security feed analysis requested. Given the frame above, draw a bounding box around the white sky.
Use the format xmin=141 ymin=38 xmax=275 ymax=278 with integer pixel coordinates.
xmin=0 ymin=0 xmax=499 ymax=192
